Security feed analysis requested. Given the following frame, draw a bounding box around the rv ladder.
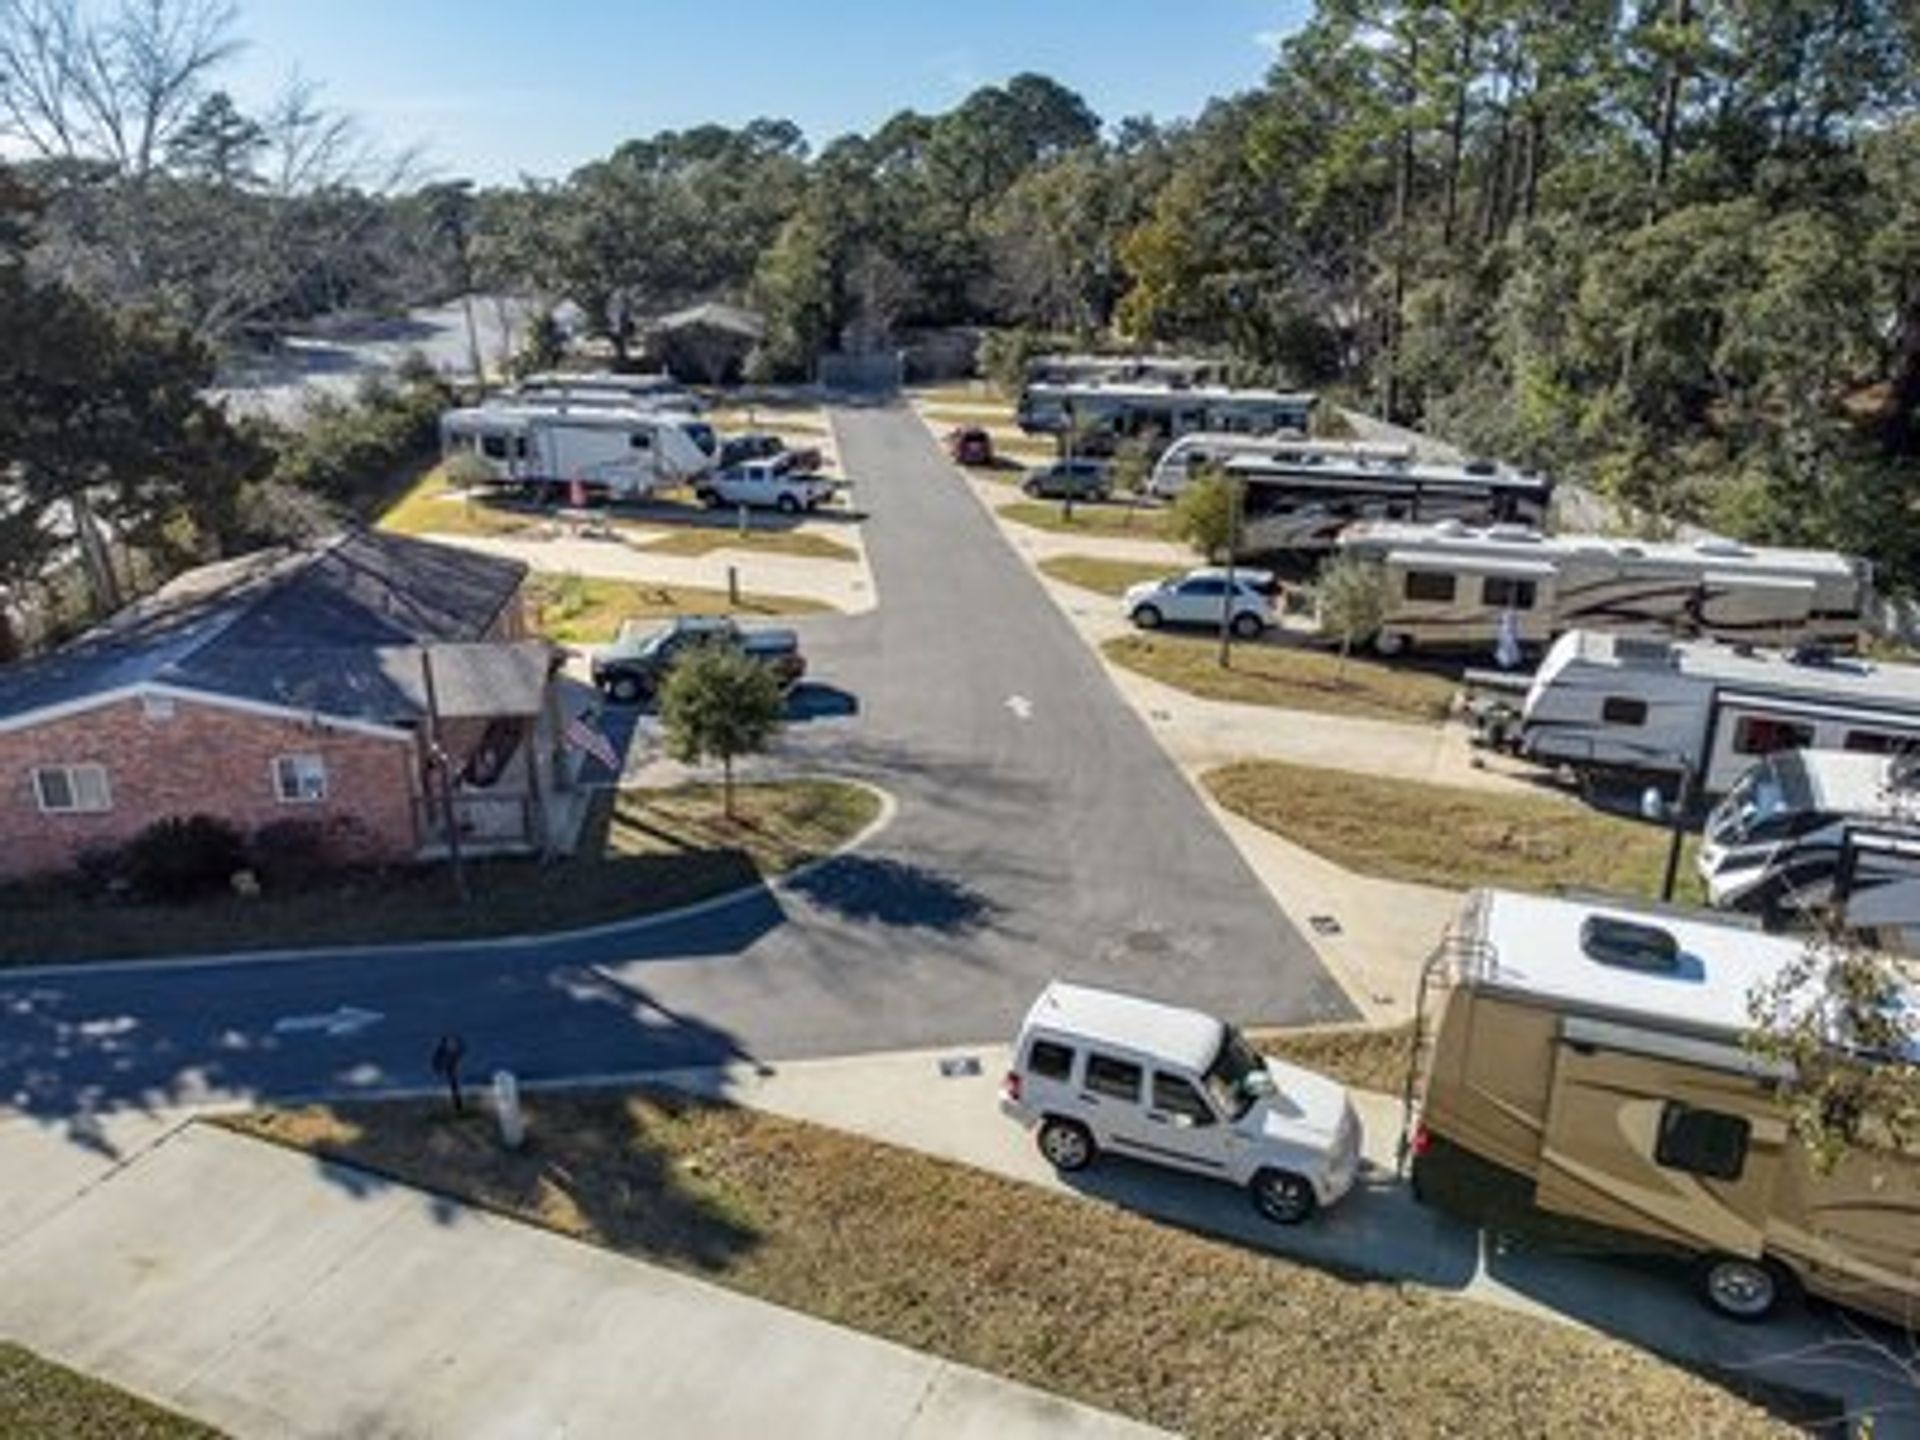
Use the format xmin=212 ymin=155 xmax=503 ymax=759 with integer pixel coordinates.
xmin=1395 ymin=929 xmax=1497 ymax=1177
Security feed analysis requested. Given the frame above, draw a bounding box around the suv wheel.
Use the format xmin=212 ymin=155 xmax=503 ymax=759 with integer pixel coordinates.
xmin=776 ymin=493 xmax=801 ymax=514
xmin=1250 ymin=1167 xmax=1317 ymax=1225
xmin=1131 ymin=604 xmax=1163 ymax=630
xmin=1697 ymin=1254 xmax=1793 ymax=1322
xmin=1231 ymin=612 xmax=1264 ymax=639
xmin=1036 ymin=1117 xmax=1096 ymax=1173
xmin=605 ymin=674 xmax=646 ymax=706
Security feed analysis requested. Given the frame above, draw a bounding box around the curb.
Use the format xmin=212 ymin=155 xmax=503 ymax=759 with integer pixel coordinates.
xmin=0 ymin=778 xmax=898 ymax=982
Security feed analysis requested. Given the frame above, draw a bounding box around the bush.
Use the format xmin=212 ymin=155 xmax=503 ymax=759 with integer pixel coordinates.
xmin=125 ymin=815 xmax=246 ymax=901
xmin=268 ymin=350 xmax=454 ymax=511
xmin=249 ymin=818 xmax=343 ymax=889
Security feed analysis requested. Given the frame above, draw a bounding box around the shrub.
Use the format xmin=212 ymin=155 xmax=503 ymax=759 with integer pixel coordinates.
xmin=249 ymin=815 xmax=374 ymax=890
xmin=125 ymin=814 xmax=246 ymax=901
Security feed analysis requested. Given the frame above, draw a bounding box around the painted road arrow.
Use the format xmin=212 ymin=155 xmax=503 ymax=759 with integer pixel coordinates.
xmin=272 ymin=1005 xmax=385 ymax=1039
xmin=1005 ymin=695 xmax=1034 ymax=720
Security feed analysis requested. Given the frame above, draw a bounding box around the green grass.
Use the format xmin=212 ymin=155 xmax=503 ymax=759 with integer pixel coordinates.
xmin=1103 ymin=633 xmax=1459 ymax=723
xmin=1037 ymin=555 xmax=1180 ymax=597
xmin=223 ymin=1091 xmax=1789 ymax=1439
xmin=0 ymin=782 xmax=880 ymax=966
xmin=997 ymin=499 xmax=1170 ymax=539
xmin=1206 ymin=759 xmax=1705 ymax=900
xmin=525 ymin=573 xmax=829 ymax=645
xmin=0 ymin=1342 xmax=221 ymax=1438
xmin=636 ymin=528 xmax=857 ymax=562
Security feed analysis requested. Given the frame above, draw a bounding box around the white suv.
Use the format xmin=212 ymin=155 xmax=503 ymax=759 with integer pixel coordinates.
xmin=1124 ymin=568 xmax=1275 ymax=638
xmin=1000 ymin=981 xmax=1362 ymax=1224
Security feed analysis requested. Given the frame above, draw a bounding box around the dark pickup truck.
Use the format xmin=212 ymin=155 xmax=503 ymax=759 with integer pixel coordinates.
xmin=589 ymin=615 xmax=806 ymax=705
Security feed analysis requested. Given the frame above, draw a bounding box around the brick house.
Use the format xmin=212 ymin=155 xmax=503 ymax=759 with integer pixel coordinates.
xmin=0 ymin=529 xmax=563 ymax=882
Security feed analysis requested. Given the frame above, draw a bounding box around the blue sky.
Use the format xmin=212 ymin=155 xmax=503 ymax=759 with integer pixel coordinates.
xmin=226 ymin=1 xmax=1310 ymax=184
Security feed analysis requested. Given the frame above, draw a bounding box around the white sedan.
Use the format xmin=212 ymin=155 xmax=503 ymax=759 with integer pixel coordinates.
xmin=1124 ymin=568 xmax=1275 ymax=638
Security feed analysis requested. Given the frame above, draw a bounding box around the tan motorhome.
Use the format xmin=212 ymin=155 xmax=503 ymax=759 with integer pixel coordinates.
xmin=1406 ymin=888 xmax=1918 ymax=1326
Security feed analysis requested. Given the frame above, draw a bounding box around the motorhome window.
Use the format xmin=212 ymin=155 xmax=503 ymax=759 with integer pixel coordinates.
xmin=1601 ymin=697 xmax=1648 ymax=727
xmin=1655 ymin=1103 xmax=1750 ymax=1182
xmin=1735 ymin=716 xmax=1815 ymax=756
xmin=1151 ymin=1074 xmax=1216 ymax=1126
xmin=1844 ymin=730 xmax=1914 ymax=755
xmin=481 ymin=434 xmax=509 ymax=460
xmin=512 ymin=436 xmax=528 ymax=459
xmin=1482 ymin=576 xmax=1537 ymax=610
xmin=1027 ymin=1039 xmax=1074 ymax=1082
xmin=1404 ymin=572 xmax=1456 ymax=603
xmin=629 ymin=431 xmax=653 ymax=450
xmin=1084 ymin=1053 xmax=1142 ymax=1102
xmin=1579 ymin=916 xmax=1681 ymax=973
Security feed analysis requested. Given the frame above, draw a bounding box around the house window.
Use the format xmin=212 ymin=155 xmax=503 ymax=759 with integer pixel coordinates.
xmin=1482 ymin=576 xmax=1537 ymax=610
xmin=1151 ymin=1073 xmax=1215 ymax=1125
xmin=1655 ymin=1103 xmax=1750 ymax=1182
xmin=1734 ymin=715 xmax=1815 ymax=757
xmin=1404 ymin=571 xmax=1456 ymax=604
xmin=1601 ymin=696 xmax=1648 ymax=727
xmin=32 ymin=764 xmax=111 ymax=814
xmin=273 ymin=754 xmax=328 ymax=804
xmin=1027 ymin=1039 xmax=1074 ymax=1082
xmin=1083 ymin=1052 xmax=1143 ymax=1103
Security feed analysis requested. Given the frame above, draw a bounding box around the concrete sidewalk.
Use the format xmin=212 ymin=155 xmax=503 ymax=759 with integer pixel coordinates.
xmin=0 ymin=1115 xmax=1166 ymax=1440
xmin=656 ymin=1046 xmax=1920 ymax=1437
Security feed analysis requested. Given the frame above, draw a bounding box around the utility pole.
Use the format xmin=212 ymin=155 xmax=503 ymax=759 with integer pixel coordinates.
xmin=420 ymin=648 xmax=469 ymax=903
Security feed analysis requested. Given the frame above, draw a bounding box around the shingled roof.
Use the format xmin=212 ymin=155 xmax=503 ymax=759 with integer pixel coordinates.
xmin=0 ymin=530 xmax=533 ymax=731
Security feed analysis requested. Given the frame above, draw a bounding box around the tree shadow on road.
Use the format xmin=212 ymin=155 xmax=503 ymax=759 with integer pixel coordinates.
xmin=784 ymin=854 xmax=999 ymax=934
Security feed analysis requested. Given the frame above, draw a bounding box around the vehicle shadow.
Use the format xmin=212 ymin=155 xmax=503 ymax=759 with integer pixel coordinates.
xmin=785 ymin=683 xmax=858 ymax=722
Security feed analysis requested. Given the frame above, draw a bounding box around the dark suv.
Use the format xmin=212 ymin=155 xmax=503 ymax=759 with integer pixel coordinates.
xmin=1022 ymin=458 xmax=1111 ymax=501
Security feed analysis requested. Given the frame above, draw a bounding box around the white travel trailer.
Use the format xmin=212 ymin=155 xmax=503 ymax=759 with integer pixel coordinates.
xmin=1224 ymin=452 xmax=1552 ymax=556
xmin=439 ymin=404 xmax=717 ymax=499
xmin=1700 ymin=749 xmax=1920 ymax=923
xmin=1512 ymin=630 xmax=1920 ymax=793
xmin=1335 ymin=521 xmax=1870 ymax=656
xmin=1148 ymin=435 xmax=1416 ymax=499
xmin=1023 ymin=353 xmax=1226 ymax=388
xmin=509 ymin=371 xmax=704 ymax=411
xmin=1015 ymin=381 xmax=1318 ymax=442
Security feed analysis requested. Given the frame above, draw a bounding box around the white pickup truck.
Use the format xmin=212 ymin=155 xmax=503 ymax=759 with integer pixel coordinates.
xmin=695 ymin=456 xmax=838 ymax=514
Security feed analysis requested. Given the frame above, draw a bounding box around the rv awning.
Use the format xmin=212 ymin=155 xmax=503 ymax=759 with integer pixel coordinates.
xmin=1715 ymin=689 xmax=1920 ymax=730
xmin=1385 ymin=550 xmax=1556 ymax=580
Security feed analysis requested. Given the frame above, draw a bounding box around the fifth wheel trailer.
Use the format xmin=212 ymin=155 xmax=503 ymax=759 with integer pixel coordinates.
xmin=1510 ymin=630 xmax=1920 ymax=794
xmin=439 ymin=404 xmax=716 ymax=499
xmin=1406 ymin=887 xmax=1919 ymax=1325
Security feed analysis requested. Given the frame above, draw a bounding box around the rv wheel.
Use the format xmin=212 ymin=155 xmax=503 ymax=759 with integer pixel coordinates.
xmin=1250 ymin=1168 xmax=1318 ymax=1225
xmin=1697 ymin=1254 xmax=1793 ymax=1322
xmin=1373 ymin=630 xmax=1407 ymax=657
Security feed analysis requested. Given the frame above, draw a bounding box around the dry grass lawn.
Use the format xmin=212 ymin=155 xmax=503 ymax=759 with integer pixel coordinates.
xmin=377 ymin=462 xmax=545 ymax=539
xmin=0 ymin=782 xmax=879 ymax=966
xmin=1104 ymin=633 xmax=1459 ymax=723
xmin=224 ymin=1091 xmax=1789 ymax=1439
xmin=1206 ymin=760 xmax=1705 ymax=900
xmin=998 ymin=499 xmax=1170 ymax=539
xmin=0 ymin=1342 xmax=220 ymax=1438
xmin=1038 ymin=555 xmax=1180 ymax=597
xmin=525 ymin=572 xmax=828 ymax=645
xmin=635 ymin=527 xmax=858 ymax=562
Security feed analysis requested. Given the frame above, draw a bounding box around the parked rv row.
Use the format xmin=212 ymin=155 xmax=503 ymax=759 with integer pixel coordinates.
xmin=1004 ymin=885 xmax=1918 ymax=1329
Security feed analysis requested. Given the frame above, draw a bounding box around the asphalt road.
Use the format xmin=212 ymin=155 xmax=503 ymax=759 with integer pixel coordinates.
xmin=0 ymin=404 xmax=1349 ymax=1121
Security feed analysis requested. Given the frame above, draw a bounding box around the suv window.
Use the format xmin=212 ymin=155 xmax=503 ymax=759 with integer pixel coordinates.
xmin=1027 ymin=1039 xmax=1074 ymax=1082
xmin=1180 ymin=577 xmax=1226 ymax=597
xmin=1151 ymin=1073 xmax=1215 ymax=1126
xmin=1084 ymin=1053 xmax=1143 ymax=1102
xmin=1655 ymin=1103 xmax=1750 ymax=1182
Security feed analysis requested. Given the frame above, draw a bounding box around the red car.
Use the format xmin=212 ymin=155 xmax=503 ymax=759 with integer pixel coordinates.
xmin=947 ymin=426 xmax=995 ymax=466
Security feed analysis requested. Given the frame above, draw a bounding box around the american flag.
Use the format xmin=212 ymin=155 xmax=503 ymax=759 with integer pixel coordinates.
xmin=563 ymin=710 xmax=621 ymax=772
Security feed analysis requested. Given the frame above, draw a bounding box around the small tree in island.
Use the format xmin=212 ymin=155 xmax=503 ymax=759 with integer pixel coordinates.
xmin=658 ymin=645 xmax=786 ymax=820
xmin=1311 ymin=554 xmax=1388 ymax=680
